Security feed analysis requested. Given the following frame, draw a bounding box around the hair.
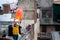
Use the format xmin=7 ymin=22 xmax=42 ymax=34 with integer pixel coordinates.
xmin=14 ymin=22 xmax=17 ymax=27
xmin=28 ymin=25 xmax=31 ymax=26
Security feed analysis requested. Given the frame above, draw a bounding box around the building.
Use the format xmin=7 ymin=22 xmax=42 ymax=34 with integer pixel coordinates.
xmin=37 ymin=0 xmax=60 ymax=40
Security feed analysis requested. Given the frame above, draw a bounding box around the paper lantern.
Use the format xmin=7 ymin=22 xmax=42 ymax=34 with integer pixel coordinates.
xmin=15 ymin=8 xmax=23 ymax=22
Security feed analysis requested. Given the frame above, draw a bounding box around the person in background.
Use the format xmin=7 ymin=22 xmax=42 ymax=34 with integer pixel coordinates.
xmin=0 ymin=6 xmax=1 ymax=10
xmin=26 ymin=25 xmax=31 ymax=31
xmin=12 ymin=22 xmax=22 ymax=40
xmin=8 ymin=25 xmax=13 ymax=36
xmin=2 ymin=30 xmax=6 ymax=37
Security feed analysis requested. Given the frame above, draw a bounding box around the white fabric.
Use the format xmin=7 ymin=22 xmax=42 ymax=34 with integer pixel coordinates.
xmin=51 ymin=32 xmax=60 ymax=40
xmin=10 ymin=3 xmax=17 ymax=10
xmin=0 ymin=13 xmax=11 ymax=21
xmin=18 ymin=34 xmax=21 ymax=40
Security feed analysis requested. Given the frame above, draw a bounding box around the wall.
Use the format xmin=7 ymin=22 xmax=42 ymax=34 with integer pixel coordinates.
xmin=18 ymin=0 xmax=34 ymax=20
xmin=54 ymin=0 xmax=60 ymax=1
xmin=37 ymin=0 xmax=52 ymax=7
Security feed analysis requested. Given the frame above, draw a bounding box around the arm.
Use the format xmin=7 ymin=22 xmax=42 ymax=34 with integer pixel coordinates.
xmin=19 ymin=26 xmax=22 ymax=34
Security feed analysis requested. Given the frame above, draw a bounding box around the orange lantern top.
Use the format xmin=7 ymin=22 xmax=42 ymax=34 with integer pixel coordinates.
xmin=15 ymin=7 xmax=23 ymax=22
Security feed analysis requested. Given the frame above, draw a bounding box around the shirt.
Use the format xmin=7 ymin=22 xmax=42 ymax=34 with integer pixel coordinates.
xmin=13 ymin=25 xmax=19 ymax=35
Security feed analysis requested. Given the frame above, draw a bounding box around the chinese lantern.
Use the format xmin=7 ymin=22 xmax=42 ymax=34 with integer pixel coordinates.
xmin=15 ymin=7 xmax=23 ymax=22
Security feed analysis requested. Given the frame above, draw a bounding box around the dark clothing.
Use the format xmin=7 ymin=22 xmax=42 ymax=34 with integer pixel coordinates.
xmin=2 ymin=34 xmax=6 ymax=37
xmin=8 ymin=25 xmax=13 ymax=36
xmin=13 ymin=35 xmax=18 ymax=40
xmin=0 ymin=6 xmax=1 ymax=10
xmin=26 ymin=25 xmax=31 ymax=31
xmin=2 ymin=30 xmax=6 ymax=37
xmin=19 ymin=26 xmax=22 ymax=34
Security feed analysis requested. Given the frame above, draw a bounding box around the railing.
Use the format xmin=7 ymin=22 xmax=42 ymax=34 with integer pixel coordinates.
xmin=21 ymin=29 xmax=33 ymax=40
xmin=21 ymin=24 xmax=34 ymax=40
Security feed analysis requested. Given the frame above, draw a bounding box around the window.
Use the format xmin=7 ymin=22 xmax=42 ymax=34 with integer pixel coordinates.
xmin=55 ymin=26 xmax=60 ymax=31
xmin=42 ymin=8 xmax=52 ymax=18
xmin=41 ymin=26 xmax=47 ymax=32
xmin=40 ymin=8 xmax=52 ymax=24
xmin=53 ymin=4 xmax=60 ymax=23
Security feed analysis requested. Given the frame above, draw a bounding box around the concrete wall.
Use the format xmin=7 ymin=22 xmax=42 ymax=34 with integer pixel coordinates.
xmin=54 ymin=0 xmax=60 ymax=1
xmin=18 ymin=0 xmax=34 ymax=20
xmin=21 ymin=20 xmax=34 ymax=28
xmin=37 ymin=0 xmax=52 ymax=7
xmin=18 ymin=0 xmax=34 ymax=10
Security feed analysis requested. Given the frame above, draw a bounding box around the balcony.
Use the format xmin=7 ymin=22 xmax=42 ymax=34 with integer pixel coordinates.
xmin=37 ymin=32 xmax=51 ymax=40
